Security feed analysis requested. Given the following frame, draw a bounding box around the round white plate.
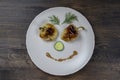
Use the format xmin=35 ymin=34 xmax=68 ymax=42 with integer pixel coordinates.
xmin=26 ymin=7 xmax=95 ymax=76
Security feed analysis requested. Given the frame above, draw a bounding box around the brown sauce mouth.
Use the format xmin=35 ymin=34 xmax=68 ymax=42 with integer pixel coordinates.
xmin=46 ymin=51 xmax=78 ymax=62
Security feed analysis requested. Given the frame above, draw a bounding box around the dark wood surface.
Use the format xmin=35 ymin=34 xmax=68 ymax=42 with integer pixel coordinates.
xmin=0 ymin=0 xmax=120 ymax=80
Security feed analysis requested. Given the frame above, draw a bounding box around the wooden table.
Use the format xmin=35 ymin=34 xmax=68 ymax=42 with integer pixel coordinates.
xmin=0 ymin=0 xmax=120 ymax=80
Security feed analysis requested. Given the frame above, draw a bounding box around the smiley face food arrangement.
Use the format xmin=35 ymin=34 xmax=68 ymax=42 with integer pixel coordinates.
xmin=39 ymin=12 xmax=85 ymax=62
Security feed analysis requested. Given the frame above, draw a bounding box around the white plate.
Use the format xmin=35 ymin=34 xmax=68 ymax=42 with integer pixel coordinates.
xmin=26 ymin=7 xmax=95 ymax=76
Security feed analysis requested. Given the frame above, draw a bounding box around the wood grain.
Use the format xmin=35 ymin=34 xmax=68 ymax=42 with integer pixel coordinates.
xmin=0 ymin=0 xmax=120 ymax=80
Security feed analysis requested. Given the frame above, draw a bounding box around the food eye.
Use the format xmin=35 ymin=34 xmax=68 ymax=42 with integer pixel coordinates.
xmin=39 ymin=23 xmax=58 ymax=41
xmin=61 ymin=24 xmax=79 ymax=42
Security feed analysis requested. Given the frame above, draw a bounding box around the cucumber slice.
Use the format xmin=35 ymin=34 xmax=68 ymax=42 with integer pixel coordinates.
xmin=54 ymin=41 xmax=64 ymax=51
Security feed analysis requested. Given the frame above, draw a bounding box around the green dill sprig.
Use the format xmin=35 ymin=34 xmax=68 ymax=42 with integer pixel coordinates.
xmin=62 ymin=12 xmax=78 ymax=24
xmin=49 ymin=15 xmax=60 ymax=25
